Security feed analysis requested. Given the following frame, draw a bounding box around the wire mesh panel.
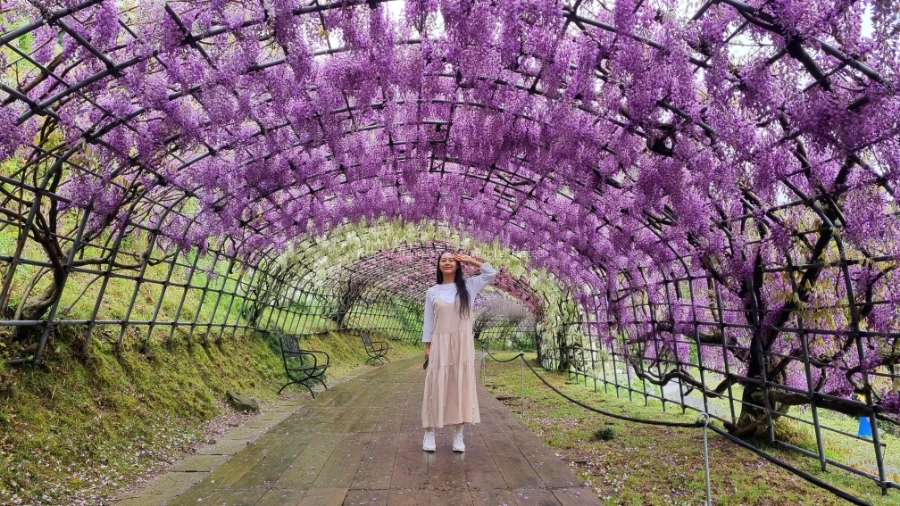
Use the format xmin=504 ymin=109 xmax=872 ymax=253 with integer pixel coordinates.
xmin=541 ymin=228 xmax=900 ymax=494
xmin=1 ymin=0 xmax=899 ymax=502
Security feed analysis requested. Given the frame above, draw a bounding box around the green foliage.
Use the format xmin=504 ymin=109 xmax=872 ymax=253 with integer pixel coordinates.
xmin=877 ymin=417 xmax=899 ymax=437
xmin=0 ymin=329 xmax=418 ymax=504
xmin=482 ymin=352 xmax=895 ymax=506
xmin=592 ymin=427 xmax=618 ymax=441
xmin=0 ymin=334 xmax=276 ymax=503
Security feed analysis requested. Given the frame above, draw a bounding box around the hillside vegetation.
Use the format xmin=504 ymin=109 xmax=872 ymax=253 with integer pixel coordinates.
xmin=0 ymin=328 xmax=419 ymax=505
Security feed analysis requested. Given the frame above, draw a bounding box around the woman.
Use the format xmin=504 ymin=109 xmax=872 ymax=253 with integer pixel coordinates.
xmin=421 ymin=251 xmax=497 ymax=452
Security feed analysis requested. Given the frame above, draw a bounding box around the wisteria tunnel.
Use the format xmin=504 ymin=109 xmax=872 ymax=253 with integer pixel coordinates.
xmin=1 ymin=0 xmax=899 ymax=503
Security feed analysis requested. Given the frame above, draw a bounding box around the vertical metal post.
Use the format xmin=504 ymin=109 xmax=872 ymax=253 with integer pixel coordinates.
xmin=520 ymin=355 xmax=525 ymax=404
xmin=783 ymin=254 xmax=827 ymax=472
xmin=82 ymin=201 xmax=139 ymax=355
xmin=188 ymin=251 xmax=219 ymax=345
xmin=237 ymin=265 xmax=264 ymax=339
xmin=286 ymin=282 xmax=308 ymax=336
xmin=623 ymin=290 xmax=638 ymax=403
xmin=609 ymin=319 xmax=622 ymax=399
xmin=168 ymin=251 xmax=201 ymax=344
xmin=712 ymin=282 xmax=737 ymax=425
xmin=268 ymin=269 xmax=291 ymax=335
xmin=658 ymin=272 xmax=686 ymax=412
xmin=144 ymin=249 xmax=179 ymax=346
xmin=260 ymin=263 xmax=286 ymax=331
xmin=217 ymin=262 xmax=249 ymax=341
xmin=685 ymin=274 xmax=711 ymax=416
xmin=837 ymin=244 xmax=887 ymax=491
xmin=588 ymin=303 xmax=598 ymax=393
xmin=481 ymin=342 xmax=487 ymax=380
xmin=202 ymin=255 xmax=235 ymax=343
xmin=116 ymin=229 xmax=161 ymax=348
xmin=630 ymin=274 xmax=651 ymax=407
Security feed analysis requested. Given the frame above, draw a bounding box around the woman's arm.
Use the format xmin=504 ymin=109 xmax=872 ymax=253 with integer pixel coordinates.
xmin=456 ymin=254 xmax=497 ymax=297
xmin=422 ymin=289 xmax=435 ymax=345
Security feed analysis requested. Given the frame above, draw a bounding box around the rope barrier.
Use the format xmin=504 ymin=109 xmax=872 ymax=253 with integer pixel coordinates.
xmin=482 ymin=347 xmax=524 ymax=362
xmin=517 ymin=355 xmax=702 ymax=428
xmin=706 ymin=424 xmax=873 ymax=506
xmin=480 ymin=350 xmax=876 ymax=506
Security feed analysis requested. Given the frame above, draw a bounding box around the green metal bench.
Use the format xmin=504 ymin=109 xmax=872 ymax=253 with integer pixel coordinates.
xmin=361 ymin=332 xmax=391 ymax=365
xmin=278 ymin=334 xmax=330 ymax=398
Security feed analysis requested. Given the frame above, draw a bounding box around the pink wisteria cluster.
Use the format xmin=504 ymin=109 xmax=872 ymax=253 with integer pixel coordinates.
xmin=1 ymin=0 xmax=898 ymax=423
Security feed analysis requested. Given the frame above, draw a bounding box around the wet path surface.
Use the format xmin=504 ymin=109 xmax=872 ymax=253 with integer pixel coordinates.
xmin=120 ymin=356 xmax=600 ymax=505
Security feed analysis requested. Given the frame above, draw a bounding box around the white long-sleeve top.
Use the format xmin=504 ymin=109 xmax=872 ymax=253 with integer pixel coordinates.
xmin=421 ymin=262 xmax=497 ymax=343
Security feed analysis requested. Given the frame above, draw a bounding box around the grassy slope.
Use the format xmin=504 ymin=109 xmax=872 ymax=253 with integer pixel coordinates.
xmin=483 ymin=352 xmax=894 ymax=506
xmin=0 ymin=331 xmax=420 ymax=505
xmin=0 ymin=217 xmax=424 ymax=503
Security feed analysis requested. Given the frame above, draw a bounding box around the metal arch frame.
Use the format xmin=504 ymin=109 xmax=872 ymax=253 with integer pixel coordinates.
xmin=272 ymin=230 xmax=546 ymax=303
xmin=0 ymin=2 xmax=878 ymax=334
xmin=6 ymin=0 xmax=880 ymax=126
xmin=471 ymin=291 xmax=538 ymax=350
xmin=219 ymin=240 xmax=484 ymax=341
xmin=323 ymin=242 xmax=542 ymax=301
xmin=1 ymin=1 xmax=898 ymax=501
xmin=2 ymin=0 xmax=889 ymax=231
xmin=2 ymin=0 xmax=886 ymax=205
xmin=302 ymin=240 xmax=544 ymax=334
xmin=3 ymin=0 xmax=889 ymax=306
xmin=227 ymin=237 xmax=548 ymax=351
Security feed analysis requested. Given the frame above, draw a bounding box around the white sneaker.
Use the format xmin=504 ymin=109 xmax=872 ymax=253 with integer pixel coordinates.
xmin=423 ymin=429 xmax=436 ymax=452
xmin=452 ymin=426 xmax=465 ymax=452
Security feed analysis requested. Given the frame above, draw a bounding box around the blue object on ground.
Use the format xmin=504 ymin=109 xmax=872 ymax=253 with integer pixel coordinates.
xmin=858 ymin=416 xmax=872 ymax=438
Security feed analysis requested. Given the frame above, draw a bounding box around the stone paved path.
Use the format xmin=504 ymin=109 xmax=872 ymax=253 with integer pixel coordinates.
xmin=122 ymin=356 xmax=601 ymax=506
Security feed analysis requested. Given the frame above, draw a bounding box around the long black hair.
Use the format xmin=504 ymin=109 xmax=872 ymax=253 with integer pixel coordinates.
xmin=435 ymin=251 xmax=471 ymax=320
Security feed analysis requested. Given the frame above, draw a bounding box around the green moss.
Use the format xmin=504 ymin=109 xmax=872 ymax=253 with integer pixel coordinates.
xmin=0 ymin=329 xmax=419 ymax=504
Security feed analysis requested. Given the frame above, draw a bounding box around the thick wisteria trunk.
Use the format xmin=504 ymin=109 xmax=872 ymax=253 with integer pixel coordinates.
xmin=242 ymin=267 xmax=285 ymax=327
xmin=730 ymin=253 xmax=771 ymax=436
xmin=330 ymin=279 xmax=365 ymax=330
xmin=14 ymin=273 xmax=64 ymax=341
xmin=732 ymin=336 xmax=771 ymax=437
xmin=13 ymin=227 xmax=67 ymax=342
xmin=556 ymin=328 xmax=572 ymax=372
xmin=728 ymin=203 xmax=841 ymax=435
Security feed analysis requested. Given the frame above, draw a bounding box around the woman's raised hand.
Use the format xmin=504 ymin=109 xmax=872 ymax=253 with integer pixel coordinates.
xmin=453 ymin=253 xmax=483 ymax=267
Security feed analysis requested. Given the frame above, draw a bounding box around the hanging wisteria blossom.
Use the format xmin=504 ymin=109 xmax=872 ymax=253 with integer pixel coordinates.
xmin=1 ymin=2 xmax=899 ymax=497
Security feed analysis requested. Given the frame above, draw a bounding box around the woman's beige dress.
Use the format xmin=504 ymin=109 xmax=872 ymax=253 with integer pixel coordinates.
xmin=422 ymin=298 xmax=480 ymax=428
xmin=422 ymin=263 xmax=496 ymax=428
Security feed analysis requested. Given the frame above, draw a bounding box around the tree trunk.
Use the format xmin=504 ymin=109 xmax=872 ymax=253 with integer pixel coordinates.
xmin=13 ymin=276 xmax=63 ymax=341
xmin=556 ymin=329 xmax=572 ymax=372
xmin=725 ymin=312 xmax=768 ymax=437
xmin=730 ymin=384 xmax=770 ymax=437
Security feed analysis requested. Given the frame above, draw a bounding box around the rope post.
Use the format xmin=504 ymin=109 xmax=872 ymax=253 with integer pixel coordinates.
xmin=520 ymin=354 xmax=525 ymax=406
xmin=481 ymin=343 xmax=487 ymax=382
xmin=698 ymin=412 xmax=712 ymax=506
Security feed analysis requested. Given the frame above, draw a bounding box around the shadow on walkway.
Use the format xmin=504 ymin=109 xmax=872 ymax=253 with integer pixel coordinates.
xmin=123 ymin=357 xmax=600 ymax=505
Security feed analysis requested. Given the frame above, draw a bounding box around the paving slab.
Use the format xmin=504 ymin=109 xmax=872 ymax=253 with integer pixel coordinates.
xmin=113 ymin=356 xmax=599 ymax=505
